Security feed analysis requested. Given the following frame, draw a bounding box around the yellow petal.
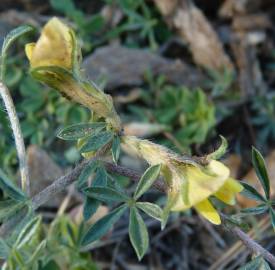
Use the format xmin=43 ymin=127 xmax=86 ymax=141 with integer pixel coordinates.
xmin=194 ymin=199 xmax=221 ymax=225
xmin=29 ymin=17 xmax=73 ymax=69
xmin=214 ymin=178 xmax=243 ymax=205
xmin=25 ymin=43 xmax=35 ymax=61
xmin=172 ymin=160 xmax=229 ymax=211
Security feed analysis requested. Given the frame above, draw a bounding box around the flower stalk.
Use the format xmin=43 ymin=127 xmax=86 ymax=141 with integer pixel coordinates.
xmin=0 ymin=82 xmax=30 ymax=195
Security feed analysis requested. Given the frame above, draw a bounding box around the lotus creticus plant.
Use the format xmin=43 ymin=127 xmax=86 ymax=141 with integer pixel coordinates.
xmin=122 ymin=136 xmax=243 ymax=225
xmin=25 ymin=17 xmax=243 ymax=227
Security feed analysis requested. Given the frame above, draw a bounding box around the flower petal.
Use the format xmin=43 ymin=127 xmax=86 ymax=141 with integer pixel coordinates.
xmin=25 ymin=43 xmax=35 ymax=61
xmin=214 ymin=178 xmax=243 ymax=205
xmin=172 ymin=160 xmax=229 ymax=210
xmin=194 ymin=199 xmax=221 ymax=225
xmin=29 ymin=17 xmax=73 ymax=69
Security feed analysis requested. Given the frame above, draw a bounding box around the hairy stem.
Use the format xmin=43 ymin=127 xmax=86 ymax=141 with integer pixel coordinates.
xmin=231 ymin=226 xmax=275 ymax=266
xmin=2 ymin=156 xmax=275 ymax=266
xmin=0 ymin=82 xmax=30 ymax=195
xmin=32 ymin=146 xmax=108 ymax=210
xmin=32 ymin=158 xmax=90 ymax=210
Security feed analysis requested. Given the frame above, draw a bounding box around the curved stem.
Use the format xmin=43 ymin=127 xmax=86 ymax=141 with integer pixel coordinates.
xmin=0 ymin=82 xmax=30 ymax=195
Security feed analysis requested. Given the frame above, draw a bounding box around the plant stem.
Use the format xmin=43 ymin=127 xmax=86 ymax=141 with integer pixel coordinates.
xmin=104 ymin=161 xmax=166 ymax=192
xmin=32 ymin=158 xmax=91 ymax=210
xmin=231 ymin=226 xmax=275 ymax=266
xmin=0 ymin=82 xmax=30 ymax=195
xmin=2 ymin=157 xmax=275 ymax=266
xmin=32 ymin=146 xmax=107 ymax=210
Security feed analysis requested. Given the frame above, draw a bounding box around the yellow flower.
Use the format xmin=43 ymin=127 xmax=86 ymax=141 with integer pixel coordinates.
xmin=25 ymin=17 xmax=121 ymax=131
xmin=122 ymin=135 xmax=243 ymax=225
xmin=171 ymin=163 xmax=243 ymax=224
xmin=25 ymin=17 xmax=73 ymax=70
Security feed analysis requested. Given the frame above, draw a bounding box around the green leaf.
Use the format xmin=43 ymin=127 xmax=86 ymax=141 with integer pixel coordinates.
xmin=134 ymin=164 xmax=161 ymax=200
xmin=241 ymin=182 xmax=266 ymax=202
xmin=81 ymin=204 xmax=127 ymax=246
xmin=57 ymin=122 xmax=106 ymax=140
xmin=136 ymin=202 xmax=163 ymax=221
xmin=15 ymin=216 xmax=41 ymax=248
xmin=39 ymin=260 xmax=60 ymax=270
xmin=129 ymin=207 xmax=149 ymax=260
xmin=84 ymin=14 xmax=105 ymax=34
xmin=82 ymin=166 xmax=108 ymax=220
xmin=1 ymin=25 xmax=34 ymax=79
xmin=252 ymin=147 xmax=270 ymax=199
xmin=93 ymin=166 xmax=108 ymax=186
xmin=222 ymin=214 xmax=250 ymax=231
xmin=80 ymin=131 xmax=113 ymax=153
xmin=241 ymin=205 xmax=268 ymax=215
xmin=261 ymin=259 xmax=272 ymax=270
xmin=83 ymin=197 xmax=99 ymax=221
xmin=2 ymin=25 xmax=33 ymax=54
xmin=161 ymin=193 xmax=178 ymax=230
xmin=0 ymin=169 xmax=26 ymax=201
xmin=0 ymin=238 xmax=10 ymax=259
xmin=27 ymin=240 xmax=46 ymax=266
xmin=50 ymin=0 xmax=76 ymax=15
xmin=111 ymin=136 xmax=121 ymax=164
xmin=10 ymin=248 xmax=26 ymax=267
xmin=0 ymin=200 xmax=26 ymax=222
xmin=239 ymin=256 xmax=262 ymax=270
xmin=269 ymin=207 xmax=275 ymax=231
xmin=76 ymin=160 xmax=98 ymax=189
xmin=207 ymin=135 xmax=228 ymax=160
xmin=239 ymin=256 xmax=271 ymax=270
xmin=84 ymin=187 xmax=130 ymax=202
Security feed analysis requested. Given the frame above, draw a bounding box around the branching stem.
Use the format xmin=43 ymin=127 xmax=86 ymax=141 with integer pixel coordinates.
xmin=29 ymin=160 xmax=275 ymax=266
xmin=0 ymin=147 xmax=274 ymax=265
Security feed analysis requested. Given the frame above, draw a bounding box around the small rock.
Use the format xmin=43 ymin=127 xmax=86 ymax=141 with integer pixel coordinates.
xmin=83 ymin=45 xmax=205 ymax=90
xmin=27 ymin=145 xmax=65 ymax=207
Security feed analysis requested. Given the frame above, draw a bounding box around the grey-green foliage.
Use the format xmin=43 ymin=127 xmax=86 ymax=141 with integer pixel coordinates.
xmin=206 ymin=68 xmax=235 ymax=98
xmin=128 ymin=78 xmax=216 ymax=152
xmin=81 ymin=204 xmax=127 ymax=246
xmin=50 ymin=0 xmax=171 ymax=50
xmin=239 ymin=256 xmax=271 ymax=270
xmin=134 ymin=164 xmax=161 ymax=200
xmin=251 ymin=93 xmax=275 ymax=148
xmin=80 ymin=131 xmax=114 ymax=153
xmin=2 ymin=215 xmax=42 ymax=269
xmin=50 ymin=0 xmax=105 ymax=48
xmin=241 ymin=147 xmax=275 ymax=230
xmin=0 ymin=73 xmax=91 ymax=172
xmin=80 ymin=163 xmax=162 ymax=260
xmin=129 ymin=207 xmax=149 ymax=261
xmin=0 ymin=169 xmax=26 ymax=201
xmin=81 ymin=165 xmax=108 ymax=221
xmin=57 ymin=122 xmax=106 ymax=140
xmin=1 ymin=25 xmax=33 ymax=80
xmin=1 ymin=214 xmax=98 ymax=270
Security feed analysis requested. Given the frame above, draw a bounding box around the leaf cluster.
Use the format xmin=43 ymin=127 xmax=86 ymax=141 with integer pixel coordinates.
xmin=50 ymin=0 xmax=171 ymax=50
xmin=129 ymin=78 xmax=216 ymax=151
xmin=77 ymin=161 xmax=162 ymax=260
xmin=241 ymin=147 xmax=275 ymax=230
